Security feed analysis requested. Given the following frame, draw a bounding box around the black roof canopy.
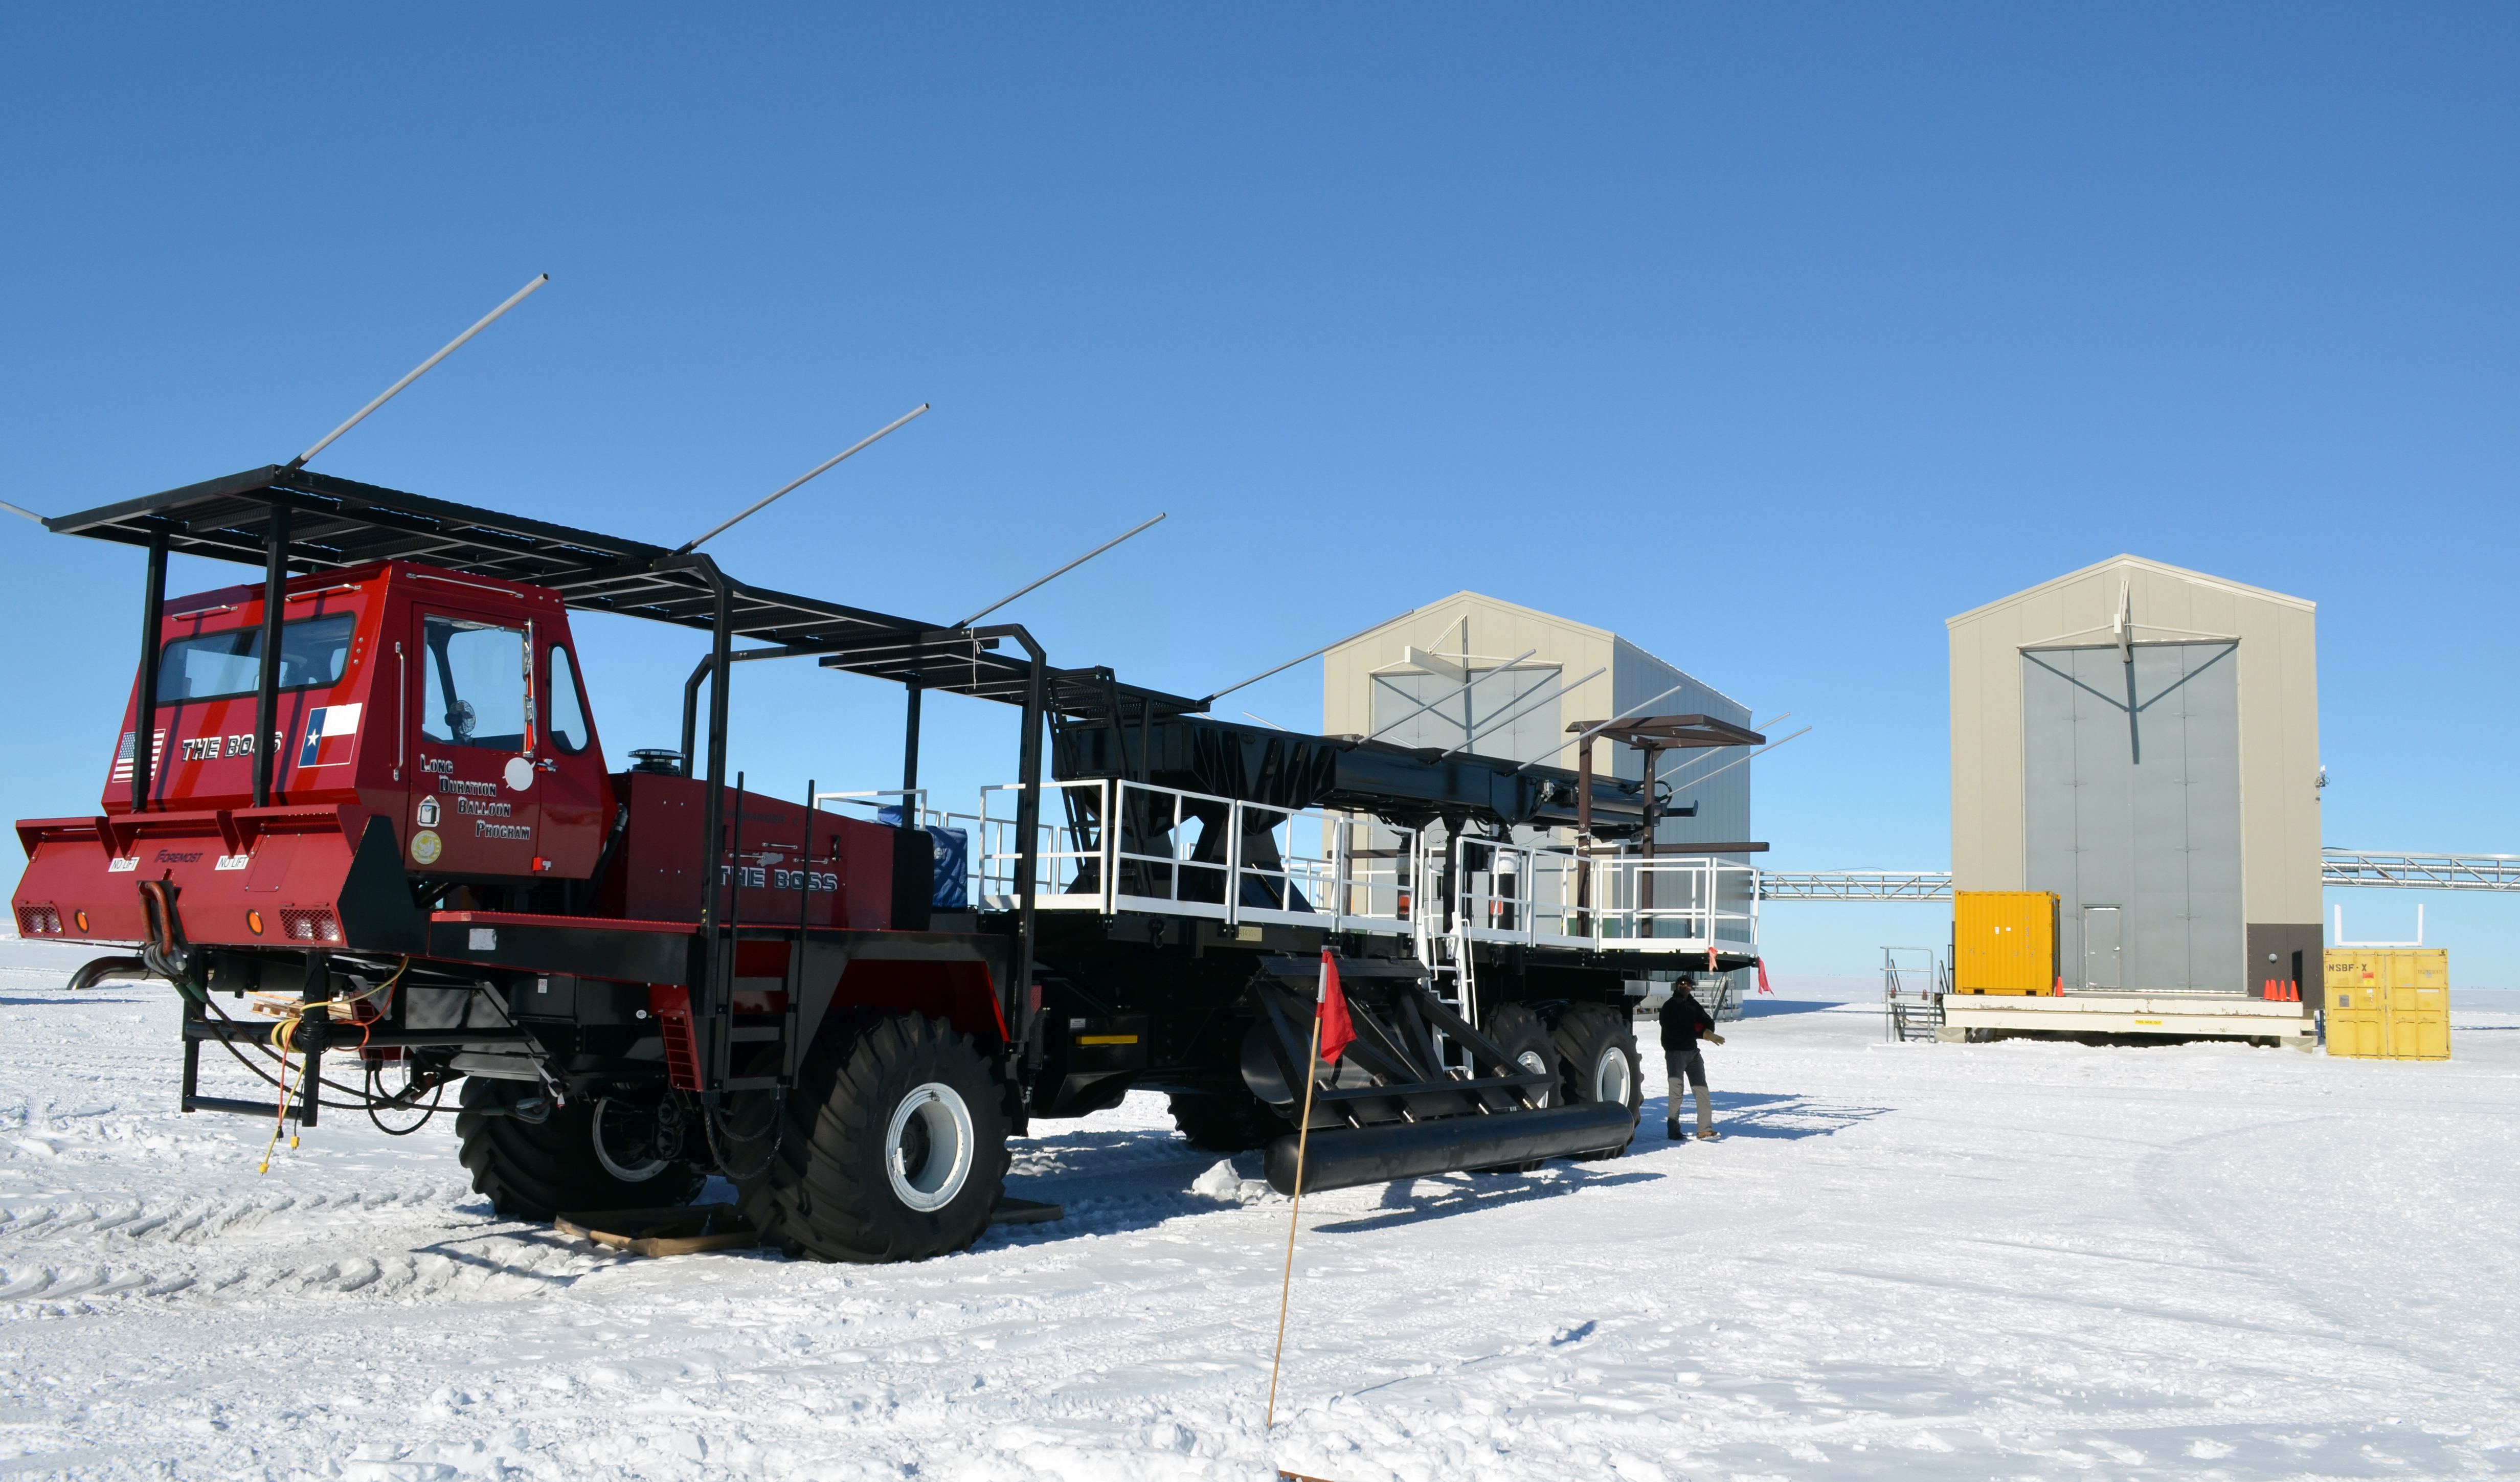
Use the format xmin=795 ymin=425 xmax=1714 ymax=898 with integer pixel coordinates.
xmin=44 ymin=464 xmax=1204 ymax=718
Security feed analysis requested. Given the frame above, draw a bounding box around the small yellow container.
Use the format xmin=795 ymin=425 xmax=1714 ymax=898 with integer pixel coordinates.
xmin=2324 ymin=948 xmax=2451 ymax=1060
xmin=1953 ymin=891 xmax=2060 ymax=995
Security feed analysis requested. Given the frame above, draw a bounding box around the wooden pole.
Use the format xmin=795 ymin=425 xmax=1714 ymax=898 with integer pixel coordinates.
xmin=1265 ymin=1012 xmax=1324 ymax=1431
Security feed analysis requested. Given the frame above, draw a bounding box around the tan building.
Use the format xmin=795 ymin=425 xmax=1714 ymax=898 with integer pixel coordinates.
xmin=1323 ymin=591 xmax=1757 ymax=855
xmin=1947 ymin=555 xmax=2322 ymax=996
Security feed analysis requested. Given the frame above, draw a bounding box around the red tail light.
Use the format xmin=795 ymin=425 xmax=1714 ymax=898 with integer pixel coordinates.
xmin=278 ymin=908 xmax=342 ymax=944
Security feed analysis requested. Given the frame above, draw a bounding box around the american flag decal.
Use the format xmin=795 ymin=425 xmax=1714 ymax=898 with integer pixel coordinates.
xmin=108 ymin=730 xmax=165 ymax=784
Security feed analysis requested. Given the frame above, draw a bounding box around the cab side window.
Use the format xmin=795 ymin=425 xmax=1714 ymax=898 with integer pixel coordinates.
xmin=547 ymin=646 xmax=592 ymax=754
xmin=420 ymin=616 xmax=527 ymax=749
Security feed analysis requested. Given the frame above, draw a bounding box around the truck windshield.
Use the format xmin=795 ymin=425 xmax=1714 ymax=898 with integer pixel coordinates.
xmin=155 ymin=613 xmax=356 ymax=703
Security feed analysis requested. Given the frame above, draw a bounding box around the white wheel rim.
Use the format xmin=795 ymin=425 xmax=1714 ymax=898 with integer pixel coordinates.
xmin=1515 ymin=1049 xmax=1554 ymax=1107
xmin=1594 ymin=1044 xmax=1633 ymax=1106
xmin=884 ymin=1082 xmax=976 ymax=1212
xmin=591 ymin=1098 xmax=672 ymax=1183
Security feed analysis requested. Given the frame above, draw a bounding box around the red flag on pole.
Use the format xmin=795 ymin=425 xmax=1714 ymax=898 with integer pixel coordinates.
xmin=1755 ymin=958 xmax=1772 ymax=996
xmin=1317 ymin=950 xmax=1356 ymax=1065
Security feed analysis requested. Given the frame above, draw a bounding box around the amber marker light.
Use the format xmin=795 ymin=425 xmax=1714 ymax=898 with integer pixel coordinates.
xmin=246 ymin=910 xmax=265 ymax=935
xmin=73 ymin=910 xmax=90 ymax=932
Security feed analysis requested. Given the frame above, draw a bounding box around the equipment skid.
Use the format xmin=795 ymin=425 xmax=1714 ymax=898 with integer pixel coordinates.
xmin=15 ymin=463 xmax=1754 ymax=1263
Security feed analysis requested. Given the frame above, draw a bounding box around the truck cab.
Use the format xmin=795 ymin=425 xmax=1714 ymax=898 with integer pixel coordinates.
xmin=15 ymin=560 xmax=615 ymax=949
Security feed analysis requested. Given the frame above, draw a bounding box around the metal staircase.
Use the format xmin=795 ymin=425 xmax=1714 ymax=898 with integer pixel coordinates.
xmin=1882 ymin=947 xmax=1946 ymax=1043
xmin=1414 ymin=841 xmax=1482 ymax=1074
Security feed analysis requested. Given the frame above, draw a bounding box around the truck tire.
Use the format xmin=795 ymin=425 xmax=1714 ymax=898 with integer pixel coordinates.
xmin=1483 ymin=1002 xmax=1558 ymax=1108
xmin=1168 ymin=1089 xmax=1288 ymax=1152
xmin=1473 ymin=1002 xmax=1558 ymax=1172
xmin=1552 ymin=1002 xmax=1642 ymax=1159
xmin=456 ymin=1081 xmax=704 ymax=1222
xmin=747 ymin=1012 xmax=1011 ymax=1263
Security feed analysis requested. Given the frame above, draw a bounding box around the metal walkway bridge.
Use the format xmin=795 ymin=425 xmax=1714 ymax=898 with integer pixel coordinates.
xmin=1758 ymin=849 xmax=2520 ymax=901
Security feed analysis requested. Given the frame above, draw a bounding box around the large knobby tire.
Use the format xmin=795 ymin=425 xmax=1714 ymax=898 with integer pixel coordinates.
xmin=456 ymin=1081 xmax=704 ymax=1222
xmin=1168 ymin=1089 xmax=1289 ymax=1153
xmin=745 ymin=1013 xmax=1011 ymax=1263
xmin=1482 ymin=1002 xmax=1558 ymax=1108
xmin=1552 ymin=1001 xmax=1643 ymax=1159
xmin=1473 ymin=1002 xmax=1558 ymax=1173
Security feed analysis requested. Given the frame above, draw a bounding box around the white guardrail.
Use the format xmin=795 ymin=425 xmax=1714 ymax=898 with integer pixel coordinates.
xmin=970 ymin=777 xmax=1758 ymax=956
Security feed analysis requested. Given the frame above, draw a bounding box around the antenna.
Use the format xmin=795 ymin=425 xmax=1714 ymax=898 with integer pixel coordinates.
xmin=1516 ymin=678 xmax=1698 ymax=772
xmin=952 ymin=512 xmax=1167 ymax=629
xmin=1658 ymin=725 xmax=1813 ymax=790
xmin=0 ymin=500 xmax=43 ymax=525
xmin=1439 ymin=667 xmax=1606 ymax=757
xmin=287 ymin=273 xmax=550 ymax=471
xmin=1366 ymin=648 xmax=1541 ymax=742
xmin=1199 ymin=604 xmax=1425 ymax=706
xmin=678 ymin=403 xmax=932 ymax=554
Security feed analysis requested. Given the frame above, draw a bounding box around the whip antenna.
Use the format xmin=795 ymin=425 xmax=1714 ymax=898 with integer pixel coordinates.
xmin=677 ymin=403 xmax=931 ymax=554
xmin=952 ymin=511 xmax=1166 ymax=629
xmin=287 ymin=273 xmax=550 ymax=471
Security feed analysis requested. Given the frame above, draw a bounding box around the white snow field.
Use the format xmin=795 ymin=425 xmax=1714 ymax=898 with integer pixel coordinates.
xmin=0 ymin=939 xmax=2512 ymax=1482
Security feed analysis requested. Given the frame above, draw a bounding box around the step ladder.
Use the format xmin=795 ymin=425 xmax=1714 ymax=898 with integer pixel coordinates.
xmin=1889 ymin=996 xmax=1944 ymax=1042
xmin=1881 ymin=946 xmax=1947 ymax=1043
xmin=1414 ymin=844 xmax=1481 ymax=1074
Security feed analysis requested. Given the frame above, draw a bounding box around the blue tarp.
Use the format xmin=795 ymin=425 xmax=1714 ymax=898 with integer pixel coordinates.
xmin=877 ymin=809 xmax=970 ymax=911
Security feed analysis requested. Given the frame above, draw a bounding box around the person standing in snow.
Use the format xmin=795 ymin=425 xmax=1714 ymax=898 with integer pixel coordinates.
xmin=1660 ymin=984 xmax=1724 ymax=1141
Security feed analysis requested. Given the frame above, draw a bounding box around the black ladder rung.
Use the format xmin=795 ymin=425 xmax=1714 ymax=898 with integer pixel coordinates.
xmin=728 ymin=1026 xmax=783 ymax=1042
xmin=716 ymin=1075 xmax=784 ymax=1090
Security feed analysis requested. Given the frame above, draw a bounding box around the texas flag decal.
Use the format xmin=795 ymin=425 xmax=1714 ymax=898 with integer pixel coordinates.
xmin=297 ymin=703 xmax=363 ymax=767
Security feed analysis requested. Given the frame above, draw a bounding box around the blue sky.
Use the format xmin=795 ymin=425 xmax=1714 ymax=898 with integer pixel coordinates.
xmin=3 ymin=5 xmax=2512 ymax=976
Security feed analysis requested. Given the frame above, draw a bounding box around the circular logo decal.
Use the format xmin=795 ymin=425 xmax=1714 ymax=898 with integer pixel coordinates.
xmin=410 ymin=829 xmax=444 ymax=866
xmin=503 ymin=756 xmax=535 ymax=792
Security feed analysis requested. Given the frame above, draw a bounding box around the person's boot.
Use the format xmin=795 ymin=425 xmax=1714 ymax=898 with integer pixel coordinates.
xmin=1694 ymin=1087 xmax=1717 ymax=1140
xmin=1665 ymin=1116 xmax=1683 ymax=1141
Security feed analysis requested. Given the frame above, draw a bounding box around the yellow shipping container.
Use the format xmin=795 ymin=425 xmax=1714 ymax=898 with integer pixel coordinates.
xmin=2324 ymin=948 xmax=2451 ymax=1060
xmin=1953 ymin=891 xmax=2060 ymax=995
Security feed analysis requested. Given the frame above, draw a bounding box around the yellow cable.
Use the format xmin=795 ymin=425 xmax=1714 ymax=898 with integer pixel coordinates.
xmin=258 ymin=1050 xmax=301 ymax=1173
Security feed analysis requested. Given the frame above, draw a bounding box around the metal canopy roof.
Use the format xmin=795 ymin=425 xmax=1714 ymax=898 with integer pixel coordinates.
xmin=1570 ymin=714 xmax=1766 ymax=749
xmin=42 ymin=464 xmax=1204 ymax=718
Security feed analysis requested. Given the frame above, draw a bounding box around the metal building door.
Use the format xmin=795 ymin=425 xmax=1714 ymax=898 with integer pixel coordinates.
xmin=2022 ymin=641 xmax=2243 ymax=994
xmin=2083 ymin=907 xmax=2122 ymax=990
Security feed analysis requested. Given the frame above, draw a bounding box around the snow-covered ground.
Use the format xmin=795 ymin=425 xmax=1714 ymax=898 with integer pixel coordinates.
xmin=1 ymin=940 xmax=2512 ymax=1481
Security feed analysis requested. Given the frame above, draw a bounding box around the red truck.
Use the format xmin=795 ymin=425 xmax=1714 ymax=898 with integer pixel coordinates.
xmin=13 ymin=464 xmax=1760 ymax=1263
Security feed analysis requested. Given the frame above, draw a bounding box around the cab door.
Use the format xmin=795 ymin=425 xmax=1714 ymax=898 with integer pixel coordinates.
xmin=532 ymin=637 xmax=613 ymax=878
xmin=407 ymin=607 xmax=541 ymax=878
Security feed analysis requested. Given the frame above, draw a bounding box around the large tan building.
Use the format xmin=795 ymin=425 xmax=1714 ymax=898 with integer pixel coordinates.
xmin=1948 ymin=555 xmax=2322 ymax=996
xmin=1323 ymin=591 xmax=1757 ymax=854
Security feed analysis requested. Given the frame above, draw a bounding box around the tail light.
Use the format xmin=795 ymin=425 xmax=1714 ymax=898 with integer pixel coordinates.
xmin=13 ymin=905 xmax=62 ymax=936
xmin=278 ymin=908 xmax=342 ymax=944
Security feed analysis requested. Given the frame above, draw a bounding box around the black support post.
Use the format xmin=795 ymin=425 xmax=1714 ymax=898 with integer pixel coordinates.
xmin=1635 ymin=740 xmax=1662 ymax=939
xmin=131 ymin=531 xmax=168 ymax=813
xmin=679 ymin=653 xmax=712 ymax=777
xmin=901 ymin=680 xmax=922 ymax=816
xmin=976 ymin=625 xmax=1048 ymax=1074
xmin=688 ymin=557 xmax=735 ymax=1096
xmin=298 ymin=949 xmax=326 ymax=1128
xmin=252 ymin=505 xmax=290 ymax=808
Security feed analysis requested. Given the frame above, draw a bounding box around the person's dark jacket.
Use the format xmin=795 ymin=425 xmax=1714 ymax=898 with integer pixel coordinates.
xmin=1660 ymin=990 xmax=1717 ymax=1052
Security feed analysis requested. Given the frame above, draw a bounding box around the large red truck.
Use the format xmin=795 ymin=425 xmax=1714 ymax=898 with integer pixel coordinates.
xmin=13 ymin=464 xmax=1763 ymax=1263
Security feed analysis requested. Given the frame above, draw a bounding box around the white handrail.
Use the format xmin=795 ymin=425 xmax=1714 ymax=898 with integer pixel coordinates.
xmin=966 ymin=777 xmax=1761 ymax=956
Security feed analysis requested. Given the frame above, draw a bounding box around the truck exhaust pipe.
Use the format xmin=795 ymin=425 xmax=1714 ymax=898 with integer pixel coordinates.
xmin=1264 ymin=1102 xmax=1636 ymax=1196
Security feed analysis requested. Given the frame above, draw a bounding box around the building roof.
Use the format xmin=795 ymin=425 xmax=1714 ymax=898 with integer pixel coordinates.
xmin=1946 ymin=554 xmax=2314 ymax=628
xmin=1334 ymin=588 xmax=1704 ymax=680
